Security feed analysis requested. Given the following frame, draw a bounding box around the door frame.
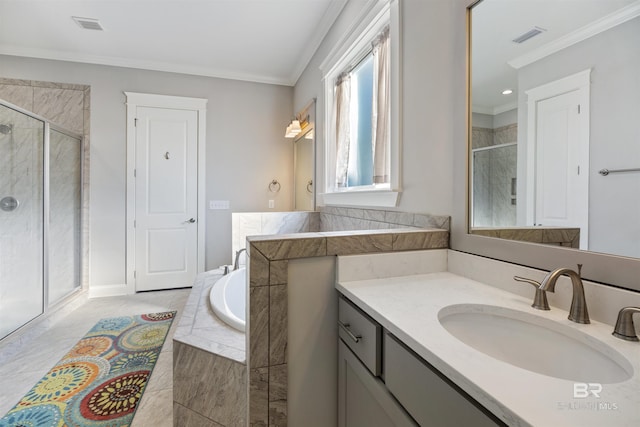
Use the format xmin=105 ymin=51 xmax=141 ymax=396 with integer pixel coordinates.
xmin=524 ymin=69 xmax=590 ymax=248
xmin=125 ymin=92 xmax=207 ymax=294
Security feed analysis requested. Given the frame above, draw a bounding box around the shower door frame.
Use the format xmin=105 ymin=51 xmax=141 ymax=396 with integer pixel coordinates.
xmin=45 ymin=121 xmax=85 ymax=307
xmin=0 ymin=99 xmax=84 ymax=335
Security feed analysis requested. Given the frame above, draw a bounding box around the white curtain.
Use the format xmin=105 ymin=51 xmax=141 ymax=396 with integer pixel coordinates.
xmin=334 ymin=73 xmax=351 ymax=187
xmin=372 ymin=26 xmax=390 ymax=184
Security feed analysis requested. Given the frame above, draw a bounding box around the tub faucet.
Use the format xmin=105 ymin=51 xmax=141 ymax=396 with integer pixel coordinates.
xmin=234 ymin=248 xmax=247 ymax=270
xmin=539 ymin=264 xmax=590 ymax=324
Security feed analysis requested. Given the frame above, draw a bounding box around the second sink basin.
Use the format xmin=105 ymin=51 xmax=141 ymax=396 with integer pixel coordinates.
xmin=438 ymin=304 xmax=633 ymax=383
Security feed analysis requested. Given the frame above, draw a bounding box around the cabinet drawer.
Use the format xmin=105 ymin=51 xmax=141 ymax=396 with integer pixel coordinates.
xmin=338 ymin=295 xmax=381 ymax=376
xmin=384 ymin=333 xmax=503 ymax=427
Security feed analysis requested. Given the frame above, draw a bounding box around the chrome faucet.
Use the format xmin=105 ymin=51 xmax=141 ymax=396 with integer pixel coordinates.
xmin=539 ymin=264 xmax=590 ymax=324
xmin=513 ymin=276 xmax=549 ymax=310
xmin=234 ymin=248 xmax=247 ymax=270
xmin=612 ymin=307 xmax=640 ymax=341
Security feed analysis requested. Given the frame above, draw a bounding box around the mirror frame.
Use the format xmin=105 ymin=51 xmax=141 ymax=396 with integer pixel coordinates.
xmin=450 ymin=0 xmax=640 ymax=293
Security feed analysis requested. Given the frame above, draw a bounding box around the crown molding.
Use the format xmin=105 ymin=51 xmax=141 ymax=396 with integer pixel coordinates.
xmin=509 ymin=0 xmax=640 ymax=69
xmin=0 ymin=45 xmax=293 ymax=87
xmin=287 ymin=0 xmax=348 ymax=86
xmin=472 ymin=102 xmax=517 ymax=116
xmin=0 ymin=1 xmax=350 ymax=88
xmin=319 ymin=0 xmax=384 ymax=74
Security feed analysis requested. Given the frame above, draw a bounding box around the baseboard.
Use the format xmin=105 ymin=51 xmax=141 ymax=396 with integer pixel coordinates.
xmin=88 ymin=283 xmax=133 ymax=298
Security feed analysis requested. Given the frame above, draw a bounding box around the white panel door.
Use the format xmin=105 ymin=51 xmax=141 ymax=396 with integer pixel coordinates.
xmin=135 ymin=106 xmax=198 ymax=291
xmin=534 ymin=89 xmax=588 ymax=248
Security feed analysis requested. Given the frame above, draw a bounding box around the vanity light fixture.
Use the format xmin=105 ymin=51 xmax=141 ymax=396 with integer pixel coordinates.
xmin=285 ymin=106 xmax=312 ymax=139
xmin=285 ymin=120 xmax=302 ymax=138
xmin=502 ymin=89 xmax=513 ymax=95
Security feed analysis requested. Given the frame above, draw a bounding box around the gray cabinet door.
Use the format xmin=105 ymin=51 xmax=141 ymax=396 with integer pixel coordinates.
xmin=384 ymin=333 xmax=503 ymax=427
xmin=338 ymin=339 xmax=416 ymax=427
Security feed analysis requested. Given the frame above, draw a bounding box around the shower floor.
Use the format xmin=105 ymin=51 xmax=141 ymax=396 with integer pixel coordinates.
xmin=0 ymin=287 xmax=190 ymax=426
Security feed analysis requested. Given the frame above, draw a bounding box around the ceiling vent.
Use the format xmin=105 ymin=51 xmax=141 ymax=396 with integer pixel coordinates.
xmin=512 ymin=26 xmax=546 ymax=44
xmin=72 ymin=16 xmax=104 ymax=31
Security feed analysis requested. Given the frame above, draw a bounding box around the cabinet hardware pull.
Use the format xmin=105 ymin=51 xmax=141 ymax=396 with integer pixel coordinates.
xmin=338 ymin=321 xmax=362 ymax=343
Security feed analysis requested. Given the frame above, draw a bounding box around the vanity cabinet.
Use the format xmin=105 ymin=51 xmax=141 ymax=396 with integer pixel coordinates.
xmin=338 ymin=293 xmax=505 ymax=427
xmin=384 ymin=333 xmax=502 ymax=427
xmin=338 ymin=296 xmax=416 ymax=427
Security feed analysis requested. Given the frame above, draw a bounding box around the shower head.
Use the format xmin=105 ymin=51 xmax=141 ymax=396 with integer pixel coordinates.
xmin=0 ymin=124 xmax=12 ymax=135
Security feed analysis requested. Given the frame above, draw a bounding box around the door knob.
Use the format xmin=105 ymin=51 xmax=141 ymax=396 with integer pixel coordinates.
xmin=185 ymin=218 xmax=196 ymax=223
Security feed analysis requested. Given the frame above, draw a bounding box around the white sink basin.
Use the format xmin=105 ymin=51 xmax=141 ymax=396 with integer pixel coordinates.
xmin=438 ymin=304 xmax=633 ymax=383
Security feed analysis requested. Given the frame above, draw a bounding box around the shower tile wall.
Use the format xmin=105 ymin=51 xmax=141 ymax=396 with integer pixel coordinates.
xmin=493 ymin=123 xmax=517 ymax=146
xmin=472 ymin=124 xmax=517 ymax=227
xmin=0 ymin=78 xmax=90 ymax=296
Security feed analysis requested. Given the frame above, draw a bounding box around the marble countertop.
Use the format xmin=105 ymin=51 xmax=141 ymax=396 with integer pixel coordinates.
xmin=336 ymin=272 xmax=640 ymax=427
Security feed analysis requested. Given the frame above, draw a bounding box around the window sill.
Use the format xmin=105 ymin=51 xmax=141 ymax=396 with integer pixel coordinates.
xmin=320 ymin=189 xmax=401 ymax=208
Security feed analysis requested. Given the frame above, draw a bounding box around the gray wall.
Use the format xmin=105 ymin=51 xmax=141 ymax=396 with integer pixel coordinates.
xmin=293 ymin=0 xmax=457 ymax=217
xmin=472 ymin=112 xmax=493 ymax=129
xmin=516 ymin=17 xmax=640 ymax=258
xmin=493 ymin=109 xmax=517 ymax=129
xmin=0 ymin=55 xmax=294 ymax=290
xmin=472 ymin=110 xmax=517 ymax=130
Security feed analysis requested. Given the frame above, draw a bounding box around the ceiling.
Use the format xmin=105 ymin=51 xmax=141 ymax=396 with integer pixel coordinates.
xmin=471 ymin=0 xmax=638 ymax=113
xmin=0 ymin=0 xmax=347 ymax=86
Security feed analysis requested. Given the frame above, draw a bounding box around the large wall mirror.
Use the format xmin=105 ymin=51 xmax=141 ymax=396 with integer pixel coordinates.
xmin=461 ymin=0 xmax=640 ymax=291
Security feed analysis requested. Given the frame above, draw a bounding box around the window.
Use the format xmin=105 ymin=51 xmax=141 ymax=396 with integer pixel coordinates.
xmin=321 ymin=0 xmax=400 ymax=207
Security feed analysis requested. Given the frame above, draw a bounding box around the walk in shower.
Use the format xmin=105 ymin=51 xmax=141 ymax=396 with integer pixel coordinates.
xmin=0 ymin=100 xmax=82 ymax=340
xmin=471 ymin=142 xmax=517 ymax=227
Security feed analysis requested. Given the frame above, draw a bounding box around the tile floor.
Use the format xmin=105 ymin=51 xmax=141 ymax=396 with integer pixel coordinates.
xmin=0 ymin=287 xmax=191 ymax=427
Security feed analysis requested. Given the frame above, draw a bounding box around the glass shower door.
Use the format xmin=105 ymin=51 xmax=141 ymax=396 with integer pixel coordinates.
xmin=0 ymin=104 xmax=45 ymax=340
xmin=48 ymin=129 xmax=82 ymax=304
xmin=472 ymin=144 xmax=517 ymax=227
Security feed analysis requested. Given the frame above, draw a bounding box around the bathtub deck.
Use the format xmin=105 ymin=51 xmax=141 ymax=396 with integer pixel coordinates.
xmin=172 ymin=269 xmax=248 ymax=426
xmin=173 ymin=269 xmax=246 ymax=363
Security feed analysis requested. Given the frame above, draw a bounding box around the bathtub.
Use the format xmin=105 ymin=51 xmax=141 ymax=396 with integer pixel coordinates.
xmin=209 ymin=267 xmax=246 ymax=332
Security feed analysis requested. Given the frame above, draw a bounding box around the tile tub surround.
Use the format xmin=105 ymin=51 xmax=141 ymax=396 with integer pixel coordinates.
xmin=0 ymin=78 xmax=91 ymax=290
xmin=232 ymin=212 xmax=316 ymax=262
xmin=232 ymin=208 xmax=450 ymax=262
xmin=336 ymin=250 xmax=640 ymax=427
xmin=173 ymin=270 xmax=247 ymax=427
xmin=246 ymin=228 xmax=449 ymax=426
xmin=317 ymin=206 xmax=450 ymax=232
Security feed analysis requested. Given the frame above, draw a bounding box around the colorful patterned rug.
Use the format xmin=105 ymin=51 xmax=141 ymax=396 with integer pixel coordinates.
xmin=0 ymin=311 xmax=176 ymax=427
